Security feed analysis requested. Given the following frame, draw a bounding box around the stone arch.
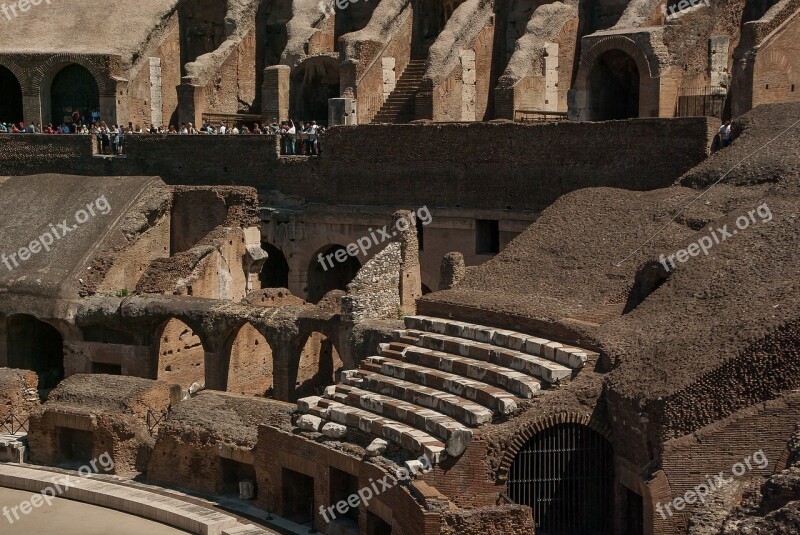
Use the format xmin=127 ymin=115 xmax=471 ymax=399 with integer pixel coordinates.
xmin=497 ymin=412 xmax=612 ymax=481
xmin=290 ymin=55 xmax=340 ymax=123
xmin=292 ymin=331 xmax=343 ymax=401
xmin=47 ymin=63 xmax=100 ymax=126
xmin=306 ymin=244 xmax=361 ymax=303
xmin=588 ymin=48 xmax=640 ymax=120
xmin=573 ymin=36 xmax=658 ymax=120
xmin=32 ymin=54 xmax=109 ymax=94
xmin=0 ymin=65 xmax=24 ymax=124
xmin=7 ymin=314 xmax=65 ymax=391
xmin=260 ymin=242 xmax=290 ymax=289
xmin=155 ymin=317 xmax=206 ymax=391
xmin=502 ymin=415 xmax=614 ymax=534
xmin=0 ymin=58 xmax=30 ymax=91
xmin=224 ymin=322 xmax=274 ymax=397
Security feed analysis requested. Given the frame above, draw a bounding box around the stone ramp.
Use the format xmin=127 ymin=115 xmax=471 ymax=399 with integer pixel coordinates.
xmin=0 ymin=464 xmax=275 ymax=535
xmin=295 ymin=316 xmax=596 ymax=462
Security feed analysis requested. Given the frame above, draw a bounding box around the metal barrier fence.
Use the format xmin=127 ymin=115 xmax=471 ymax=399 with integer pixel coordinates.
xmin=1 ymin=413 xmax=29 ymax=435
xmin=514 ymin=109 xmax=569 ymax=123
xmin=675 ymin=86 xmax=726 ymax=118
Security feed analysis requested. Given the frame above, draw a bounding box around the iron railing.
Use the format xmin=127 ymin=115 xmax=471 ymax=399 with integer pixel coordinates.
xmin=675 ymin=86 xmax=726 ymax=118
xmin=507 ymin=423 xmax=613 ymax=534
xmin=514 ymin=109 xmax=568 ymax=123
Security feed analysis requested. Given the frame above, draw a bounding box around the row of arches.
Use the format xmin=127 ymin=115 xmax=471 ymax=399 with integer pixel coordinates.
xmin=155 ymin=318 xmax=342 ymax=400
xmin=0 ymin=62 xmax=100 ymax=125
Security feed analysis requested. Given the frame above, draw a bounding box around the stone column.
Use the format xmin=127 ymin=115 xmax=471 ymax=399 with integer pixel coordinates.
xmin=328 ymin=97 xmax=357 ymax=126
xmin=262 ymin=65 xmax=290 ymax=123
xmin=394 ymin=210 xmax=422 ymax=315
xmin=544 ymin=42 xmax=559 ymax=112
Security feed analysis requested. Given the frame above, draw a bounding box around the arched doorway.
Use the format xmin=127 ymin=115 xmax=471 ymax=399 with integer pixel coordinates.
xmin=588 ymin=49 xmax=640 ymax=120
xmin=156 ymin=318 xmax=206 ymax=391
xmin=293 ymin=332 xmax=343 ymax=400
xmin=7 ymin=315 xmax=64 ymax=391
xmin=225 ymin=323 xmax=274 ymax=397
xmin=507 ymin=423 xmax=613 ymax=534
xmin=306 ymin=244 xmax=361 ymax=303
xmin=50 ymin=64 xmax=99 ymax=126
xmin=290 ymin=57 xmax=340 ymax=124
xmin=0 ymin=66 xmax=23 ymax=124
xmin=260 ymin=242 xmax=290 ymax=289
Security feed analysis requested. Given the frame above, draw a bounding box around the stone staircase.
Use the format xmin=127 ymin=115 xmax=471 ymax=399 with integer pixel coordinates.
xmin=371 ymin=59 xmax=426 ymax=124
xmin=295 ymin=315 xmax=596 ymax=463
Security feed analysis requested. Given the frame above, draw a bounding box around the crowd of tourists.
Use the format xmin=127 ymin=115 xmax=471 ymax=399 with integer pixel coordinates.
xmin=0 ymin=112 xmax=325 ymax=157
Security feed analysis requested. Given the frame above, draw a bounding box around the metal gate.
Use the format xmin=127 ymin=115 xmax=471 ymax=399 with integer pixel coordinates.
xmin=507 ymin=423 xmax=613 ymax=534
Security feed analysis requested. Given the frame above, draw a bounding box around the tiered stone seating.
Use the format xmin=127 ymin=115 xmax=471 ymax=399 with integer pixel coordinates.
xmin=295 ymin=315 xmax=595 ymax=463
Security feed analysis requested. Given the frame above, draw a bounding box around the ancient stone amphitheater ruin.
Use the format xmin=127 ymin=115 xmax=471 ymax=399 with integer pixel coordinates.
xmin=0 ymin=1 xmax=799 ymax=534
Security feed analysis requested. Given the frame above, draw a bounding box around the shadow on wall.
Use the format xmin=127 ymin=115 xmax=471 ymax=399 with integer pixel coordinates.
xmin=155 ymin=317 xmax=206 ymax=392
xmin=293 ymin=331 xmax=343 ymax=401
xmin=225 ymin=322 xmax=274 ymax=397
xmin=306 ymin=244 xmax=361 ymax=303
xmin=7 ymin=314 xmax=64 ymax=392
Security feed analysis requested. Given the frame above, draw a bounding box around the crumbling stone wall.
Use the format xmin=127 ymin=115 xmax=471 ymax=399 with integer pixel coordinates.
xmin=148 ymin=391 xmax=291 ymax=495
xmin=341 ymin=242 xmax=402 ymax=322
xmin=28 ymin=375 xmax=180 ymax=476
xmin=0 ymin=368 xmax=39 ymax=424
xmin=440 ymin=504 xmax=535 ymax=534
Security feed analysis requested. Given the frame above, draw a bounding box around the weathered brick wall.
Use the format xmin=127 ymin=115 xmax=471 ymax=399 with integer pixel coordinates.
xmin=0 ymin=117 xmax=714 ymax=211
xmin=256 ymin=425 xmax=442 ymax=534
xmin=316 ymin=119 xmax=715 ymax=210
xmin=752 ymin=11 xmax=800 ymax=108
xmin=652 ymin=392 xmax=800 ymax=535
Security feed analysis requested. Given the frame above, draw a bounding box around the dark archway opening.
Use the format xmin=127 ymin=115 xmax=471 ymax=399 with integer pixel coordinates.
xmin=50 ymin=64 xmax=100 ymax=126
xmin=7 ymin=314 xmax=65 ymax=391
xmin=179 ymin=0 xmax=227 ymax=71
xmin=306 ymin=245 xmax=361 ymax=303
xmin=507 ymin=423 xmax=613 ymax=534
xmin=290 ymin=58 xmax=340 ymax=124
xmin=588 ymin=49 xmax=639 ymax=120
xmin=282 ymin=469 xmax=315 ymax=524
xmin=412 ymin=0 xmax=464 ymax=58
xmin=260 ymin=242 xmax=290 ymax=289
xmin=0 ymin=66 xmax=23 ymax=124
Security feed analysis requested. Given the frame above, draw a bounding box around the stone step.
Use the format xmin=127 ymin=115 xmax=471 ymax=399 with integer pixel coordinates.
xmin=392 ymin=344 xmax=546 ymax=398
xmin=0 ymin=464 xmax=242 ymax=535
xmin=354 ymin=369 xmax=493 ymax=426
xmin=329 ymin=384 xmax=472 ymax=456
xmin=415 ymin=333 xmax=573 ymax=384
xmin=367 ymin=355 xmax=519 ymax=414
xmin=297 ymin=396 xmax=446 ymax=461
xmin=404 ymin=315 xmax=591 ymax=369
